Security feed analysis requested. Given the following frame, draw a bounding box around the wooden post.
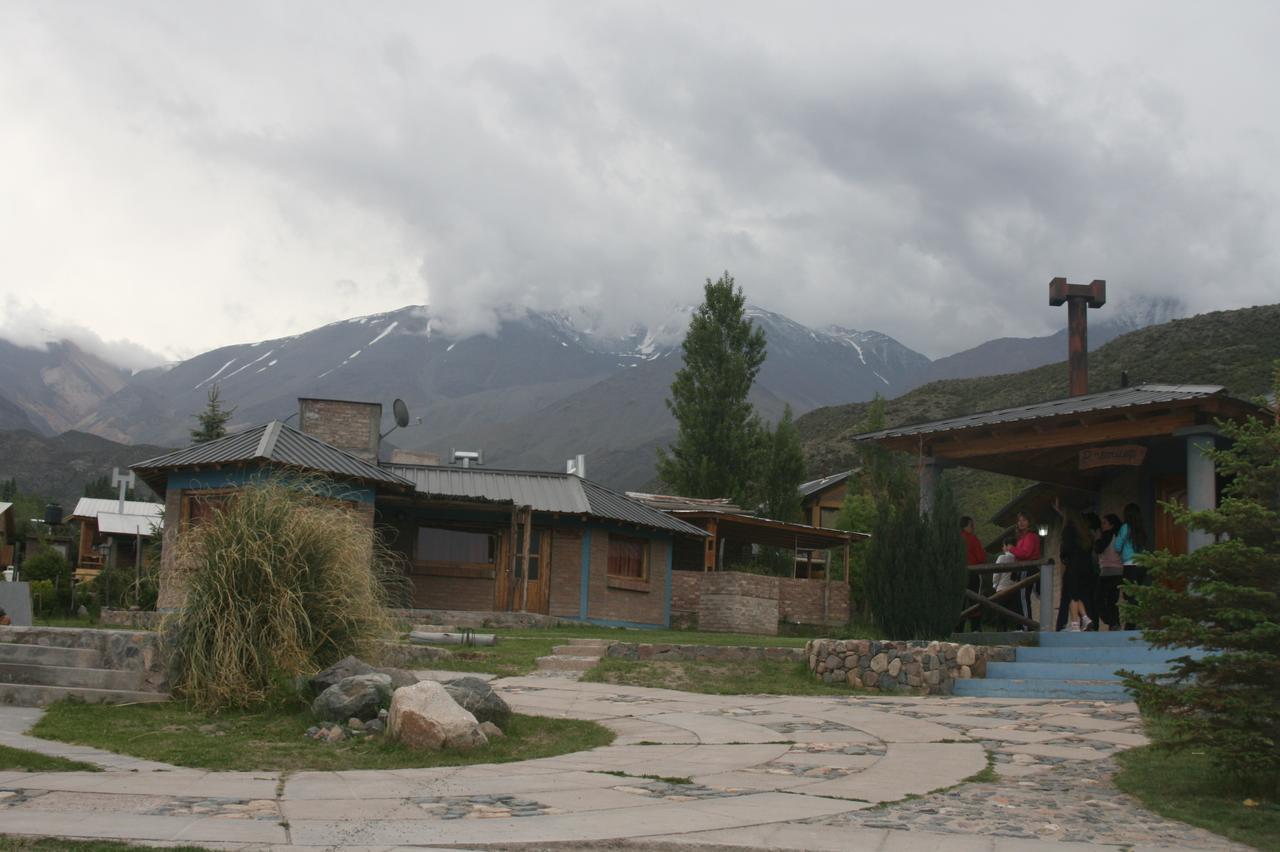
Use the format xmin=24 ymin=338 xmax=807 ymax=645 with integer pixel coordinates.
xmin=520 ymin=506 xmax=532 ymax=612
xmin=505 ymin=505 xmax=518 ymax=611
xmin=704 ymin=518 xmax=718 ymax=571
xmin=843 ymin=541 xmax=851 ymax=588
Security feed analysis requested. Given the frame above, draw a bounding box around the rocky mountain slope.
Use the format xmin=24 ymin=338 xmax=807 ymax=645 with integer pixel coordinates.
xmin=0 ymin=339 xmax=130 ymax=435
xmin=0 ymin=430 xmax=167 ymax=506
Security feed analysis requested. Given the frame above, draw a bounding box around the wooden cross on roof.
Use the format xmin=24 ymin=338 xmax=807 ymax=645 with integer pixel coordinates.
xmin=1049 ymin=277 xmax=1106 ymax=397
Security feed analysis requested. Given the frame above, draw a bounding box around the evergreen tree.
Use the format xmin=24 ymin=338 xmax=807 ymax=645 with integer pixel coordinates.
xmin=756 ymin=405 xmax=805 ymax=522
xmin=1122 ymin=367 xmax=1280 ymax=787
xmin=657 ymin=272 xmax=767 ymax=505
xmin=0 ymin=478 xmax=16 ymax=501
xmin=190 ymin=384 xmax=236 ymax=444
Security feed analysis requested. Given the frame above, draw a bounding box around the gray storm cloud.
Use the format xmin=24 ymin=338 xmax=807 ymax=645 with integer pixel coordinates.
xmin=0 ymin=2 xmax=1276 ymax=358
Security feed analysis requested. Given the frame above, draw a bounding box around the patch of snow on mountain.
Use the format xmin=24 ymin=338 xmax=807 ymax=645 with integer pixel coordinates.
xmin=368 ymin=321 xmax=399 ymax=346
xmin=194 ymin=359 xmax=236 ymax=390
xmin=446 ymin=343 xmax=456 ymax=352
xmin=223 ymin=349 xmax=275 ymax=380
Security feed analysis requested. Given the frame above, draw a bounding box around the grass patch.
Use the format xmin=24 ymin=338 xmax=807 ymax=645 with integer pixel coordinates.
xmin=0 ymin=839 xmax=207 ymax=852
xmin=1115 ymin=730 xmax=1280 ymax=851
xmin=0 ymin=744 xmax=99 ymax=773
xmin=582 ymin=657 xmax=863 ymax=696
xmin=31 ymin=701 xmax=614 ymax=773
xmin=409 ymin=622 xmax=872 ymax=678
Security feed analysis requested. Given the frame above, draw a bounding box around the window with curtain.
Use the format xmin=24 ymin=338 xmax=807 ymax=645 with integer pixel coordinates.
xmin=608 ymin=534 xmax=648 ymax=579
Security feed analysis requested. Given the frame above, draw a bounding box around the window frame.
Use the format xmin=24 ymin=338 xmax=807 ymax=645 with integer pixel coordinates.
xmin=607 ymin=533 xmax=650 ymax=590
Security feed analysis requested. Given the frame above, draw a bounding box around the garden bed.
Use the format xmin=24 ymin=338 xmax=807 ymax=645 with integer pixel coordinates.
xmin=30 ymin=702 xmax=613 ymax=773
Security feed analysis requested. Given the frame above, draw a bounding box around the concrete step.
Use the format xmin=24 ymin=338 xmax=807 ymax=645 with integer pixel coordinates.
xmin=986 ymin=661 xmax=1170 ymax=681
xmin=552 ymin=645 xmax=606 ymax=658
xmin=952 ymin=677 xmax=1131 ymax=701
xmin=0 ymin=683 xmax=169 ymax=707
xmin=1039 ymin=630 xmax=1146 ymax=647
xmin=564 ymin=638 xmax=612 ymax=649
xmin=0 ymin=643 xmax=103 ymax=669
xmin=0 ymin=662 xmax=147 ymax=691
xmin=1016 ymin=645 xmax=1193 ymax=664
xmin=535 ymin=655 xmax=600 ymax=672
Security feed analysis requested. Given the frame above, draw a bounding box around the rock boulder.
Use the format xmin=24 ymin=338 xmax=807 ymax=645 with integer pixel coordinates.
xmin=373 ymin=666 xmax=419 ymax=690
xmin=444 ymin=677 xmax=511 ymax=728
xmin=388 ymin=681 xmax=488 ymax=751
xmin=309 ymin=656 xmax=376 ymax=695
xmin=312 ymin=673 xmax=392 ymax=722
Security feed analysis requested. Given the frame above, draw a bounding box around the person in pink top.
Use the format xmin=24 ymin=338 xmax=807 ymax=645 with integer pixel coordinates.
xmin=1002 ymin=511 xmax=1041 ymax=626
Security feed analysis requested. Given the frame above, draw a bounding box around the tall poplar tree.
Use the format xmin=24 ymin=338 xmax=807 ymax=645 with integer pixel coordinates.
xmin=657 ymin=272 xmax=767 ymax=505
xmin=757 ymin=405 xmax=805 ymax=522
xmin=190 ymin=384 xmax=236 ymax=444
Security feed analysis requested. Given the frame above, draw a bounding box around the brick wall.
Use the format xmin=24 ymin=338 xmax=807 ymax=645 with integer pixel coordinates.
xmin=586 ymin=530 xmax=667 ymax=626
xmin=671 ymin=571 xmax=700 ymax=615
xmin=408 ymin=574 xmax=494 ymax=611
xmin=156 ymin=486 xmax=186 ymax=610
xmin=699 ymin=571 xmax=779 ymax=635
xmin=298 ymin=398 xmax=382 ymax=462
xmin=548 ymin=526 xmax=583 ymax=618
xmin=778 ymin=576 xmax=850 ymax=625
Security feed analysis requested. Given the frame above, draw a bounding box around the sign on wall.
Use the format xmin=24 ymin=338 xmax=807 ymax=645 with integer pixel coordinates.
xmin=1079 ymin=444 xmax=1147 ymax=470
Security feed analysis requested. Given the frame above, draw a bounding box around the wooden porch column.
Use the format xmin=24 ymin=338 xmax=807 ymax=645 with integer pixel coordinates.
xmin=704 ymin=518 xmax=718 ymax=571
xmin=520 ymin=506 xmax=532 ymax=611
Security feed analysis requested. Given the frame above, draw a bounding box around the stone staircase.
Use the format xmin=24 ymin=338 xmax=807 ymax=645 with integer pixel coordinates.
xmin=0 ymin=627 xmax=170 ymax=707
xmin=953 ymin=630 xmax=1192 ymax=701
xmin=534 ymin=639 xmax=610 ymax=678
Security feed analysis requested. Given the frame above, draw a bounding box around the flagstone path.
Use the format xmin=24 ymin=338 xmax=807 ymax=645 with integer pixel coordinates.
xmin=0 ymin=677 xmax=1245 ymax=850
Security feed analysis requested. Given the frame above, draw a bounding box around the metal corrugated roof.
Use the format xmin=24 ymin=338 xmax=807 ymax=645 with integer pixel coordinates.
xmin=132 ymin=422 xmax=413 ymax=490
xmin=67 ymin=498 xmax=164 ymax=523
xmin=384 ymin=465 xmax=706 ymax=536
xmin=798 ymin=470 xmax=853 ymax=498
xmin=855 ymin=384 xmax=1229 ymax=442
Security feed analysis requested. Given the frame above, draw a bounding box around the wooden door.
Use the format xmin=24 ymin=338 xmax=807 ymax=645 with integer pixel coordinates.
xmin=512 ymin=528 xmax=551 ymax=614
xmin=1154 ymin=475 xmax=1188 ymax=557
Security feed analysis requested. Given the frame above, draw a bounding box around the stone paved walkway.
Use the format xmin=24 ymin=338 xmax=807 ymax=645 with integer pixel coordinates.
xmin=0 ymin=677 xmax=1246 ymax=850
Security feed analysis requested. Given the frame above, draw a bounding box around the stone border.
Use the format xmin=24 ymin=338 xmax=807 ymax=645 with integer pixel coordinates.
xmin=806 ymin=638 xmax=1015 ymax=694
xmin=99 ymin=609 xmax=162 ymax=630
xmin=605 ymin=642 xmax=806 ymax=663
xmin=0 ymin=625 xmax=168 ymax=691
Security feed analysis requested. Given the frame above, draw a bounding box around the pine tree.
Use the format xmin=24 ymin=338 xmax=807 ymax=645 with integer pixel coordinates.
xmin=190 ymin=384 xmax=236 ymax=444
xmin=0 ymin=478 xmax=16 ymax=501
xmin=657 ymin=272 xmax=767 ymax=505
xmin=756 ymin=405 xmax=805 ymax=522
xmin=1122 ymin=366 xmax=1280 ymax=787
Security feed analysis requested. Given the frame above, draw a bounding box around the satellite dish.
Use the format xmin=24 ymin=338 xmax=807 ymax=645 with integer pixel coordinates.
xmin=380 ymin=398 xmax=415 ymax=440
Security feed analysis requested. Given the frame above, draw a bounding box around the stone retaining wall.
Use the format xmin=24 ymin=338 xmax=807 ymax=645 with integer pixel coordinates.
xmin=806 ymin=638 xmax=1015 ymax=695
xmin=606 ymin=642 xmax=806 ymax=663
xmin=99 ymin=609 xmax=162 ymax=630
xmin=0 ymin=625 xmax=167 ymax=691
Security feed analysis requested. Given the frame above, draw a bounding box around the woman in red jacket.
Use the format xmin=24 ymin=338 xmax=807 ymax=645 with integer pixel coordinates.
xmin=1002 ymin=511 xmax=1042 ymax=626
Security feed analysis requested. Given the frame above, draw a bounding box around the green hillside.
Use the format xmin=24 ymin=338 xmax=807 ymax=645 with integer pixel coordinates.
xmin=798 ymin=303 xmax=1280 ymax=537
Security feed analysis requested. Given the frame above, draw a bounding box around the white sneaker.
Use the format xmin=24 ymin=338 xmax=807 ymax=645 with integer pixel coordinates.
xmin=1080 ymin=615 xmax=1093 ymax=631
xmin=1068 ymin=621 xmax=1081 ymax=632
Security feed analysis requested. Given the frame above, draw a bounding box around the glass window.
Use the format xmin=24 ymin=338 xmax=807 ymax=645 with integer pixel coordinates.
xmin=608 ymin=535 xmax=647 ymax=579
xmin=819 ymin=507 xmax=841 ymax=529
xmin=416 ymin=528 xmax=495 ymax=564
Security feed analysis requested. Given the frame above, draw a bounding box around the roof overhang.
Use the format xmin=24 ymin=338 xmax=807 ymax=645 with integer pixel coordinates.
xmin=670 ymin=510 xmax=866 ymax=550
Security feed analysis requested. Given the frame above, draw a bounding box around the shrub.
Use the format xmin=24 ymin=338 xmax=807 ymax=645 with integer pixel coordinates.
xmin=1122 ymin=375 xmax=1280 ymax=791
xmin=21 ymin=545 xmax=70 ymax=582
xmin=164 ymin=479 xmax=403 ymax=711
xmin=864 ymin=477 xmax=966 ymax=640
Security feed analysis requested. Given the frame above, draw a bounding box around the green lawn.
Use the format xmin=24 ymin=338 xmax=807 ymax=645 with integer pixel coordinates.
xmin=582 ymin=657 xmax=862 ymax=696
xmin=0 ymin=744 xmax=99 ymax=773
xmin=31 ymin=701 xmax=614 ymax=773
xmin=1114 ymin=729 xmax=1280 ymax=851
xmin=412 ymin=621 xmax=870 ymax=677
xmin=0 ymin=839 xmax=207 ymax=852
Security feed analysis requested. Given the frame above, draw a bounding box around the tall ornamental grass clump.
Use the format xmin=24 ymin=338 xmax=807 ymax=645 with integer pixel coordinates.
xmin=165 ymin=480 xmax=401 ymax=711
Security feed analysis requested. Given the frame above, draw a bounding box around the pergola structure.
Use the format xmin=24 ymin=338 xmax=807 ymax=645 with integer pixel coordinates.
xmin=856 ymin=383 xmax=1265 ymax=553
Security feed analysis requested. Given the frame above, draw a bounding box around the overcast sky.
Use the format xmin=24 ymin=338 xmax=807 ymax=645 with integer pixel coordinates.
xmin=2 ymin=2 xmax=1278 ymax=367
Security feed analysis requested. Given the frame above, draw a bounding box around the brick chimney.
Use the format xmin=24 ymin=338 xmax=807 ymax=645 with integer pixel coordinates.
xmin=297 ymin=398 xmax=382 ymax=463
xmin=1049 ymin=277 xmax=1106 ymax=397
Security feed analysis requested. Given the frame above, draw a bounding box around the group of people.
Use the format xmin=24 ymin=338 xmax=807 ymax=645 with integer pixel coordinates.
xmin=960 ymin=501 xmax=1148 ymax=632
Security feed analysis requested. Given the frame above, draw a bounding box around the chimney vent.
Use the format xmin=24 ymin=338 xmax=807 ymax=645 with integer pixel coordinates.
xmin=566 ymin=454 xmax=586 ymax=478
xmin=1049 ymin=277 xmax=1106 ymax=397
xmin=298 ymin=398 xmax=382 ymax=462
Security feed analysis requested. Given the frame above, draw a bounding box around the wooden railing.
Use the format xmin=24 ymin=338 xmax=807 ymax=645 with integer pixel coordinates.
xmin=959 ymin=559 xmax=1057 ymax=631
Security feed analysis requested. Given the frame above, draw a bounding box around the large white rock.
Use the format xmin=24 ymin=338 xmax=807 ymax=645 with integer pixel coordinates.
xmin=387 ymin=681 xmax=488 ymax=751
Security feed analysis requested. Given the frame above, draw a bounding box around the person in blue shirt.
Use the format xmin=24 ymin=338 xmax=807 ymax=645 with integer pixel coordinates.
xmin=1116 ymin=502 xmax=1148 ymax=630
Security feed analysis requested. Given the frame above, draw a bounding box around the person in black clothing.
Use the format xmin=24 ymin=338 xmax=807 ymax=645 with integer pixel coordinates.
xmin=1082 ymin=512 xmax=1102 ymax=630
xmin=1052 ymin=498 xmax=1094 ymax=631
xmin=1095 ymin=513 xmax=1126 ymax=629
